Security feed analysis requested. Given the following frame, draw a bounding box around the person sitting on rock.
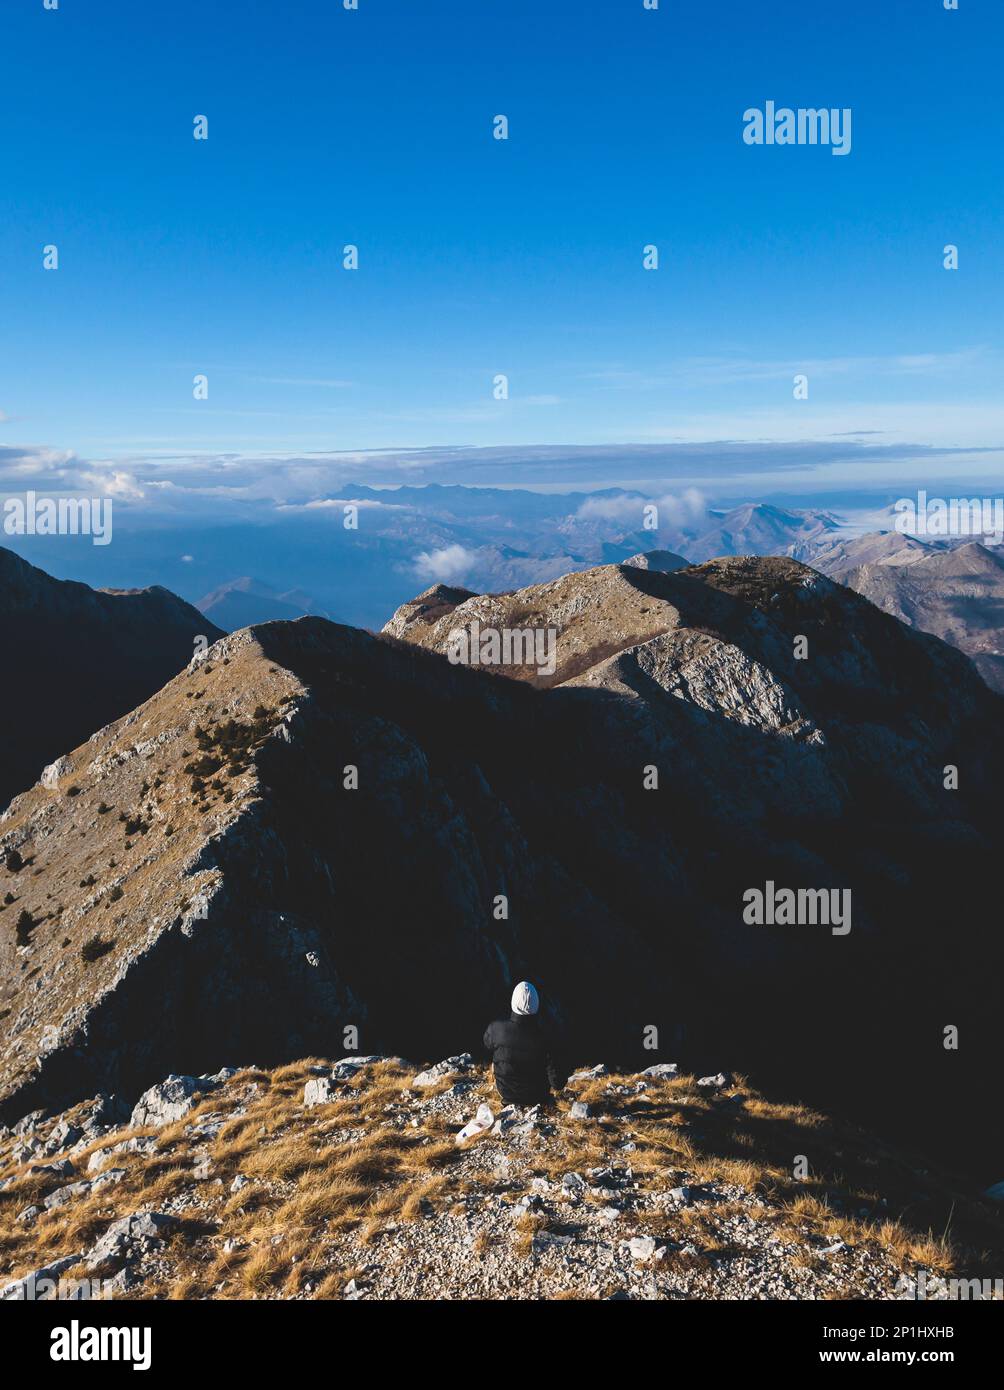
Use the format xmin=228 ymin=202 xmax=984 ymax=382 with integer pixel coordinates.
xmin=483 ymin=981 xmax=563 ymax=1108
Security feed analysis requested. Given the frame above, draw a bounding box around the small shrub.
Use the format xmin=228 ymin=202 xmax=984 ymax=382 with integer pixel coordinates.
xmin=15 ymin=909 xmax=35 ymax=947
xmin=81 ymin=935 xmax=116 ymax=964
xmin=185 ymin=756 xmax=221 ymax=778
xmin=5 ymin=850 xmax=24 ymax=873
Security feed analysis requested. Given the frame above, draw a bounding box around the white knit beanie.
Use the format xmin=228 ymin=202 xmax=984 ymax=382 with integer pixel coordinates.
xmin=511 ymin=981 xmax=539 ymax=1016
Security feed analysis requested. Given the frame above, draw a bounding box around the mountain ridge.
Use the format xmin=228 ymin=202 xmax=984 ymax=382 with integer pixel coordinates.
xmin=1 ymin=556 xmax=1000 ymax=1172
xmin=0 ymin=545 xmax=224 ymax=812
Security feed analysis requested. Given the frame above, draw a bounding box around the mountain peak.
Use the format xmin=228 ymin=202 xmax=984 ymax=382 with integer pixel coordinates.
xmin=0 ymin=546 xmax=222 ymax=810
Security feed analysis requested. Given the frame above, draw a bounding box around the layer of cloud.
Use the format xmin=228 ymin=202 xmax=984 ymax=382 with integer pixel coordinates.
xmin=3 ymin=438 xmax=1003 ymax=526
xmin=578 ymin=487 xmax=706 ymax=526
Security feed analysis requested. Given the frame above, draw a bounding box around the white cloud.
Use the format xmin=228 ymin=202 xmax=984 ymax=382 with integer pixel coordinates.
xmin=577 ymin=488 xmax=706 ymax=525
xmin=79 ymin=468 xmax=146 ymax=501
xmin=412 ymin=544 xmax=478 ymax=583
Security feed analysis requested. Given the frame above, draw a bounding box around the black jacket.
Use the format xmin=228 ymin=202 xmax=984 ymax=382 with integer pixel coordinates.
xmin=482 ymin=1013 xmax=564 ymax=1106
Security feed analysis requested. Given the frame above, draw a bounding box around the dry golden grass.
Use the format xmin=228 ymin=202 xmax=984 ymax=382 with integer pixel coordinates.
xmin=2 ymin=1057 xmax=1001 ymax=1300
xmin=513 ymin=1209 xmax=549 ymax=1259
xmin=312 ymin=1265 xmax=365 ymax=1299
xmin=875 ymin=1222 xmax=955 ymax=1274
xmin=240 ymin=1242 xmax=287 ymax=1296
xmin=398 ymin=1174 xmax=452 ymax=1222
xmin=269 ymin=1177 xmax=371 ymax=1230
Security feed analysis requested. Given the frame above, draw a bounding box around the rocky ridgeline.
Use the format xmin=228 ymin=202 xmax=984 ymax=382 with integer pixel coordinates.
xmin=2 ymin=1057 xmax=1001 ymax=1301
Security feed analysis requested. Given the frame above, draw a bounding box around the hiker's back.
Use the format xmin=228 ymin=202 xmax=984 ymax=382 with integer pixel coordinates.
xmin=484 ymin=1014 xmax=552 ymax=1106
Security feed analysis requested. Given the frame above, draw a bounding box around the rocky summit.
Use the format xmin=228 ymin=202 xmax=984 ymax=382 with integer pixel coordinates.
xmin=2 ymin=1057 xmax=1002 ymax=1301
xmin=0 ymin=556 xmax=1001 ymax=1175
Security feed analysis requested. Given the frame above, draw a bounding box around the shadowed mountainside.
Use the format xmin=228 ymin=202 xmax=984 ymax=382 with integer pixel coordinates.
xmin=0 ymin=546 xmax=223 ymax=812
xmin=1 ymin=556 xmax=1000 ymax=1175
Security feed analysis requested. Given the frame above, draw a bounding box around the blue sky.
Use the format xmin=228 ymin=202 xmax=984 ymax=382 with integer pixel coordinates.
xmin=2 ymin=0 xmax=1002 ymax=505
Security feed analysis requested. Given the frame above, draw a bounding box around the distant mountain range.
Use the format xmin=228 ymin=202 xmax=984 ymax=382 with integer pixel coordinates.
xmin=198 ymin=577 xmax=330 ymax=633
xmin=1 ymin=490 xmax=846 ymax=632
xmin=671 ymin=502 xmax=842 ymax=564
xmin=0 ymin=546 xmax=222 ymax=811
xmin=812 ymin=533 xmax=1004 ymax=693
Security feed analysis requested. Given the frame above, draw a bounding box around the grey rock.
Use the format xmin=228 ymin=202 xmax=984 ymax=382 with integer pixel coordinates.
xmin=86 ymin=1211 xmax=177 ymax=1268
xmin=627 ymin=1236 xmax=658 ymax=1262
xmin=130 ymin=1074 xmax=204 ymax=1128
xmin=86 ymin=1134 xmax=157 ymax=1173
xmin=198 ymin=1066 xmax=239 ymax=1087
xmin=304 ymin=1077 xmax=339 ymax=1108
xmin=13 ymin=1110 xmax=47 ymax=1136
xmin=639 ymin=1063 xmax=679 ymax=1079
xmin=45 ymin=1120 xmax=83 ymax=1153
xmin=570 ymin=1101 xmax=591 ymax=1120
xmin=41 ymin=756 xmax=72 ymax=791
xmin=89 ymin=1093 xmax=131 ymax=1127
xmin=532 ymin=1231 xmax=574 ymax=1250
xmin=1 ymin=1252 xmax=83 ymax=1300
xmin=44 ymin=1167 xmax=125 ymax=1211
xmin=568 ymin=1064 xmax=608 ymax=1082
xmin=28 ymin=1157 xmax=75 ymax=1179
xmin=491 ymin=1106 xmax=519 ymax=1135
xmin=106 ymin=1266 xmax=140 ymax=1294
xmin=411 ymin=1053 xmax=474 ymax=1088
